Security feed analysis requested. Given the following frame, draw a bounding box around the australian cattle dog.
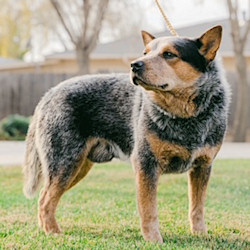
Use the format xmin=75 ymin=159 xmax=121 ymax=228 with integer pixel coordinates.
xmin=23 ymin=26 xmax=230 ymax=243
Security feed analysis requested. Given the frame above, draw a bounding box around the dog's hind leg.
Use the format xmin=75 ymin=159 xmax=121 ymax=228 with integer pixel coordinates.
xmin=66 ymin=158 xmax=93 ymax=190
xmin=38 ymin=159 xmax=93 ymax=234
xmin=38 ymin=151 xmax=94 ymax=234
xmin=188 ymin=165 xmax=212 ymax=234
xmin=38 ymin=179 xmax=65 ymax=234
xmin=37 ymin=135 xmax=99 ymax=234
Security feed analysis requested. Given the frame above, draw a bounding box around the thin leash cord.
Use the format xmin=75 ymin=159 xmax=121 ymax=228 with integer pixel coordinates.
xmin=154 ymin=0 xmax=179 ymax=36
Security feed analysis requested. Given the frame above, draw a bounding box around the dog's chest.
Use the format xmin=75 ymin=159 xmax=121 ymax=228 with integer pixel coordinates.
xmin=146 ymin=132 xmax=220 ymax=173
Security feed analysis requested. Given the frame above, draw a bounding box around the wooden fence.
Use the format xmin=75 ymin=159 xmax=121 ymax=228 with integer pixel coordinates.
xmin=0 ymin=73 xmax=72 ymax=119
xmin=0 ymin=72 xmax=249 ymax=129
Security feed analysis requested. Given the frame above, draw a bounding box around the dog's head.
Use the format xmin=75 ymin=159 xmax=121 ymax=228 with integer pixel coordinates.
xmin=130 ymin=26 xmax=222 ymax=92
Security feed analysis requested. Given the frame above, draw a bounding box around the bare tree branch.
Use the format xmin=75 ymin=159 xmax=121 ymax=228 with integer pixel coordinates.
xmin=227 ymin=0 xmax=241 ymax=53
xmin=50 ymin=0 xmax=77 ymax=45
xmin=67 ymin=0 xmax=83 ymax=40
xmin=86 ymin=0 xmax=109 ymax=54
xmin=82 ymin=0 xmax=90 ymax=47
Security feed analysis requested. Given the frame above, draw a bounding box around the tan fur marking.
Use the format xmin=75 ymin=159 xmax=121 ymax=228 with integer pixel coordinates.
xmin=159 ymin=42 xmax=202 ymax=83
xmin=145 ymin=46 xmax=151 ymax=54
xmin=193 ymin=144 xmax=222 ymax=167
xmin=65 ymin=138 xmax=98 ymax=190
xmin=38 ymin=188 xmax=46 ymax=229
xmin=169 ymin=60 xmax=202 ymax=83
xmin=38 ymin=179 xmax=64 ymax=234
xmin=188 ymin=166 xmax=211 ymax=234
xmin=148 ymin=86 xmax=197 ymax=117
xmin=131 ymin=155 xmax=163 ymax=243
xmin=63 ymin=137 xmax=97 ymax=190
xmin=161 ymin=43 xmax=202 ymax=84
xmin=188 ymin=143 xmax=222 ymax=234
xmin=67 ymin=159 xmax=93 ymax=190
xmin=160 ymin=45 xmax=180 ymax=57
xmin=146 ymin=132 xmax=190 ymax=172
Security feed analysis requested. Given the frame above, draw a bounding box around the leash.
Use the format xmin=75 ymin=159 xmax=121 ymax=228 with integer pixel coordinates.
xmin=154 ymin=0 xmax=179 ymax=36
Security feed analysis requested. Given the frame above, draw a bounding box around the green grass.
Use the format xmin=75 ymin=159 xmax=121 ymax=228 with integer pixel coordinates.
xmin=0 ymin=159 xmax=249 ymax=249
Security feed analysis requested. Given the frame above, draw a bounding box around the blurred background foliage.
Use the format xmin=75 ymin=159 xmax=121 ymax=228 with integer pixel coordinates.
xmin=0 ymin=115 xmax=30 ymax=140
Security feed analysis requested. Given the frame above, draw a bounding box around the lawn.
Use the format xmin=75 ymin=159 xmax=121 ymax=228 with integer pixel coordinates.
xmin=0 ymin=159 xmax=249 ymax=249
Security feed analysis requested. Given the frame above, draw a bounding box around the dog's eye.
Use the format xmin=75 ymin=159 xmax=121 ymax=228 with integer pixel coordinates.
xmin=143 ymin=51 xmax=147 ymax=55
xmin=163 ymin=51 xmax=177 ymax=59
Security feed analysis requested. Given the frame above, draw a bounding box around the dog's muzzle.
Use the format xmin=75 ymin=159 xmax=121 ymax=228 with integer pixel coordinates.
xmin=130 ymin=60 xmax=169 ymax=90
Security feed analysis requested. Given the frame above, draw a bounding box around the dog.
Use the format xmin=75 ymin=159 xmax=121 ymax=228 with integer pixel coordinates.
xmin=23 ymin=25 xmax=230 ymax=243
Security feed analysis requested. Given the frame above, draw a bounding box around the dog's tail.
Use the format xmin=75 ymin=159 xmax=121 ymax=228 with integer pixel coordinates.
xmin=23 ymin=115 xmax=43 ymax=199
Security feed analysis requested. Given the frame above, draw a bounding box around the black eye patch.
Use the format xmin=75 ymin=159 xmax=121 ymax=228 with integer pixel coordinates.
xmin=173 ymin=39 xmax=207 ymax=72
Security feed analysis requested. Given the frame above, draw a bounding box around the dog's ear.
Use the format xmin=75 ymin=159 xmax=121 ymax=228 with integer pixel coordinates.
xmin=197 ymin=25 xmax=222 ymax=62
xmin=141 ymin=31 xmax=155 ymax=46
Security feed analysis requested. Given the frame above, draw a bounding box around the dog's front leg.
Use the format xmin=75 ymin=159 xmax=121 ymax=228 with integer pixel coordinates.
xmin=188 ymin=165 xmax=212 ymax=234
xmin=132 ymin=156 xmax=163 ymax=243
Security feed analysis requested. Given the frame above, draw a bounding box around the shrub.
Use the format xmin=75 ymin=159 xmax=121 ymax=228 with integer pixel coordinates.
xmin=0 ymin=114 xmax=30 ymax=140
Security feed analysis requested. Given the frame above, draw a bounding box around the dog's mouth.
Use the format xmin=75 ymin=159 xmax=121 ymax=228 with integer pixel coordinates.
xmin=132 ymin=76 xmax=169 ymax=91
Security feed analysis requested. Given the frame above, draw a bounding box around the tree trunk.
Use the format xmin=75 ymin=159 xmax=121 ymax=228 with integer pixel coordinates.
xmin=226 ymin=0 xmax=250 ymax=141
xmin=233 ymin=53 xmax=249 ymax=142
xmin=76 ymin=47 xmax=90 ymax=75
xmin=50 ymin=0 xmax=110 ymax=75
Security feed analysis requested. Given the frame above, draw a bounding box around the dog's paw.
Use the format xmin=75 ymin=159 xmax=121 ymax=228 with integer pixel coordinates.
xmin=191 ymin=225 xmax=207 ymax=235
xmin=45 ymin=227 xmax=62 ymax=235
xmin=44 ymin=221 xmax=62 ymax=235
xmin=143 ymin=231 xmax=163 ymax=244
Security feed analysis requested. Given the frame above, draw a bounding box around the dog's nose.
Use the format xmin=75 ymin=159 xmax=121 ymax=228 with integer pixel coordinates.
xmin=131 ymin=61 xmax=145 ymax=73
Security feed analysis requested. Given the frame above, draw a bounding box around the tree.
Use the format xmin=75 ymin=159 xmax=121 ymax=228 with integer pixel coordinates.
xmin=50 ymin=0 xmax=109 ymax=74
xmin=0 ymin=0 xmax=32 ymax=59
xmin=227 ymin=0 xmax=250 ymax=142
